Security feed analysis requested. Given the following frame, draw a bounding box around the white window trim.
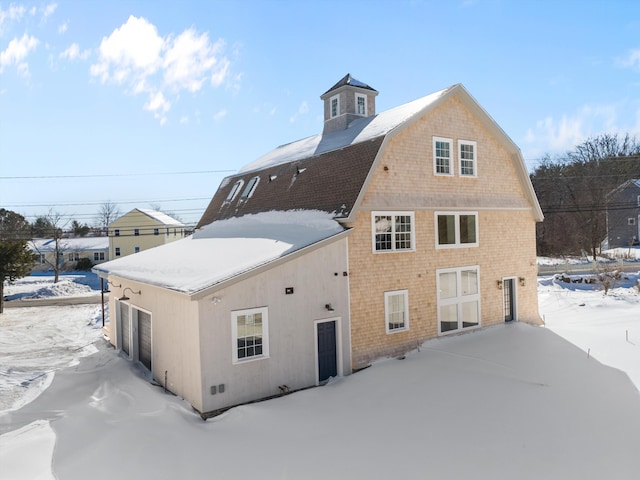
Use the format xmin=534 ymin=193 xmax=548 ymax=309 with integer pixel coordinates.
xmin=385 ymin=289 xmax=409 ymax=334
xmin=371 ymin=211 xmax=416 ymax=253
xmin=330 ymin=94 xmax=340 ymax=118
xmin=433 ymin=136 xmax=453 ymax=176
xmin=241 ymin=176 xmax=260 ymax=199
xmin=355 ymin=93 xmax=367 ymax=116
xmin=435 ymin=211 xmax=479 ymax=249
xmin=458 ymin=139 xmax=477 ymax=177
xmin=437 ymin=265 xmax=481 ymax=335
xmin=231 ymin=307 xmax=269 ymax=364
xmin=225 ymin=180 xmax=244 ymax=202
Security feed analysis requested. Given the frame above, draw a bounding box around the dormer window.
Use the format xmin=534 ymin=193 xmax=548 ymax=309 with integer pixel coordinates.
xmin=330 ymin=95 xmax=339 ymax=118
xmin=226 ymin=180 xmax=244 ymax=202
xmin=241 ymin=176 xmax=260 ymax=199
xmin=356 ymin=93 xmax=367 ymax=116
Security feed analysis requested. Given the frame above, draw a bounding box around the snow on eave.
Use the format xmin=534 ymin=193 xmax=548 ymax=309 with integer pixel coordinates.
xmin=93 ymin=210 xmax=347 ymax=295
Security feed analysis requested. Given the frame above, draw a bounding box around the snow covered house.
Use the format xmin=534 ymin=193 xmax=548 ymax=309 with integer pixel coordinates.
xmin=108 ymin=208 xmax=185 ymax=259
xmin=605 ymin=179 xmax=640 ymax=248
xmin=31 ymin=236 xmax=109 ymax=271
xmin=94 ymin=74 xmax=543 ymax=416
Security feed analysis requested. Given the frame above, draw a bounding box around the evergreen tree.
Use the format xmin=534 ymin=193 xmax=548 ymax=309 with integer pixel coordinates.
xmin=0 ymin=209 xmax=35 ymax=313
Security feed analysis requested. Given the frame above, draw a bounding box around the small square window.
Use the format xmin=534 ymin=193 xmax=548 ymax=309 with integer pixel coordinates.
xmin=114 ymin=229 xmax=120 ymax=237
xmin=115 ymin=247 xmax=121 ymax=257
xmin=153 ymin=228 xmax=159 ymax=235
xmin=436 ymin=212 xmax=478 ymax=248
xmin=134 ymin=228 xmax=140 ymax=236
xmin=134 ymin=246 xmax=140 ymax=253
xmin=628 ymin=218 xmax=636 ymax=226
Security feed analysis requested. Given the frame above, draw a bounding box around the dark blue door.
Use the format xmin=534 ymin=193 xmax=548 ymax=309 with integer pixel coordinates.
xmin=317 ymin=321 xmax=337 ymax=383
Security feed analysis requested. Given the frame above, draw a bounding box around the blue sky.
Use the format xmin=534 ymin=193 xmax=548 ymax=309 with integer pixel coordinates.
xmin=2 ymin=0 xmax=640 ymax=227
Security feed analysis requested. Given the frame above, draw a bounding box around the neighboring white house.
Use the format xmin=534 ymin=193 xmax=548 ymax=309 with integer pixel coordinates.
xmin=31 ymin=236 xmax=109 ymax=271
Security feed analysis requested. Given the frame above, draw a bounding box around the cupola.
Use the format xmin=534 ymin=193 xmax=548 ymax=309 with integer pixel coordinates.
xmin=320 ymin=74 xmax=378 ymax=134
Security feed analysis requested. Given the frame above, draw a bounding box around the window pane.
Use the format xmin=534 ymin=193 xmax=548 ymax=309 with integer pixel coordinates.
xmin=394 ymin=215 xmax=412 ymax=250
xmin=435 ymin=140 xmax=451 ymax=174
xmin=440 ymin=304 xmax=458 ymax=332
xmin=375 ymin=215 xmax=392 ymax=251
xmin=387 ymin=293 xmax=406 ymax=330
xmin=439 ymin=272 xmax=457 ymax=299
xmin=438 ymin=215 xmax=456 ymax=245
xmin=461 ymin=269 xmax=478 ymax=295
xmin=461 ymin=301 xmax=479 ymax=328
xmin=459 ymin=215 xmax=476 ymax=244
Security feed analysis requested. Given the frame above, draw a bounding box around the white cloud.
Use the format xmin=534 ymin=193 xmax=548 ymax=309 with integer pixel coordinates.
xmin=91 ymin=16 xmax=231 ymax=124
xmin=59 ymin=43 xmax=90 ymax=61
xmin=58 ymin=22 xmax=68 ymax=34
xmin=144 ymin=90 xmax=171 ymax=125
xmin=619 ymin=49 xmax=640 ymax=69
xmin=0 ymin=34 xmax=39 ymax=74
xmin=0 ymin=4 xmax=26 ymax=23
xmin=90 ymin=15 xmax=164 ymax=84
xmin=179 ymin=115 xmax=189 ymax=124
xmin=289 ymin=101 xmax=309 ymax=123
xmin=523 ymin=101 xmax=640 ymax=159
xmin=213 ymin=109 xmax=227 ymax=121
xmin=42 ymin=3 xmax=57 ymax=18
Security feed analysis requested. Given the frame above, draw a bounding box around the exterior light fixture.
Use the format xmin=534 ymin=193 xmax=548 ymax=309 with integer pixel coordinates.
xmin=119 ymin=287 xmax=141 ymax=301
xmin=497 ymin=280 xmax=503 ymax=290
xmin=519 ymin=277 xmax=526 ymax=287
xmin=325 ymin=303 xmax=334 ymax=312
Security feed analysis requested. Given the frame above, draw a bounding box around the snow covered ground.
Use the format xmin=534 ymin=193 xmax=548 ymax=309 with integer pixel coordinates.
xmin=1 ymin=271 xmax=640 ymax=479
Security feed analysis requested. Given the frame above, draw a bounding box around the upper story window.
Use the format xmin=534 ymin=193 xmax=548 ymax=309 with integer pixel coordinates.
xmin=114 ymin=228 xmax=120 ymax=237
xmin=225 ymin=180 xmax=244 ymax=202
xmin=628 ymin=218 xmax=636 ymax=225
xmin=153 ymin=228 xmax=159 ymax=236
xmin=134 ymin=228 xmax=140 ymax=236
xmin=433 ymin=137 xmax=453 ymax=175
xmin=330 ymin=94 xmax=340 ymax=118
xmin=232 ymin=307 xmax=269 ymax=363
xmin=385 ymin=289 xmax=409 ymax=333
xmin=372 ymin=212 xmax=415 ymax=253
xmin=356 ymin=93 xmax=367 ymax=116
xmin=241 ymin=176 xmax=260 ymax=199
xmin=459 ymin=140 xmax=477 ymax=177
xmin=436 ymin=212 xmax=478 ymax=248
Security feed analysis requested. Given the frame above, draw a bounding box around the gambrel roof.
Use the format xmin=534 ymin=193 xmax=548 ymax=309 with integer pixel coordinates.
xmin=197 ymin=83 xmax=543 ymax=229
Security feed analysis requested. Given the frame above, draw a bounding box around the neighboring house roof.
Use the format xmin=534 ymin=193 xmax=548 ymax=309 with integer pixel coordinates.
xmin=30 ymin=237 xmax=109 ymax=252
xmin=606 ymin=179 xmax=640 ymax=199
xmin=197 ymin=84 xmax=543 ymax=228
xmin=110 ymin=208 xmax=184 ymax=227
xmin=94 ymin=210 xmax=348 ymax=295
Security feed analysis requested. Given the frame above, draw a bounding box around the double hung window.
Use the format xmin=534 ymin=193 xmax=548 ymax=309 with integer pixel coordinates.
xmin=372 ymin=212 xmax=415 ymax=252
xmin=433 ymin=137 xmax=453 ymax=175
xmin=385 ymin=290 xmax=409 ymax=333
xmin=459 ymin=140 xmax=477 ymax=177
xmin=232 ymin=307 xmax=269 ymax=363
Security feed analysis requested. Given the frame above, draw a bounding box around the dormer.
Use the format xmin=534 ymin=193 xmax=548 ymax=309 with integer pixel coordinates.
xmin=320 ymin=73 xmax=378 ymax=134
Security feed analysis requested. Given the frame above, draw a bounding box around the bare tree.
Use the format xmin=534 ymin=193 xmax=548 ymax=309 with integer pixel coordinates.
xmin=95 ymin=201 xmax=121 ymax=235
xmin=30 ymin=210 xmax=70 ymax=283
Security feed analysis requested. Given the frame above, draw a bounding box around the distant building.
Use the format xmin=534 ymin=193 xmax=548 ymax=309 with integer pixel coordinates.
xmin=108 ymin=208 xmax=185 ymax=259
xmin=30 ymin=236 xmax=109 ymax=271
xmin=606 ymin=179 xmax=640 ymax=248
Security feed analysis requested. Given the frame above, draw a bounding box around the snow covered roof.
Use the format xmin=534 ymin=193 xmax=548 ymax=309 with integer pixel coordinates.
xmin=94 ymin=210 xmax=347 ymax=295
xmin=240 ymin=87 xmax=450 ymax=174
xmin=30 ymin=237 xmax=109 ymax=252
xmin=136 ymin=208 xmax=184 ymax=226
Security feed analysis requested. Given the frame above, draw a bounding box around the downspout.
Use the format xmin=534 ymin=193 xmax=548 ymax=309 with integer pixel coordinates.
xmin=100 ymin=277 xmax=105 ymax=327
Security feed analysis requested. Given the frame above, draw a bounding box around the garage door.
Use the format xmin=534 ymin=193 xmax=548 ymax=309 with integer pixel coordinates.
xmin=120 ymin=303 xmax=130 ymax=355
xmin=138 ymin=310 xmax=152 ymax=371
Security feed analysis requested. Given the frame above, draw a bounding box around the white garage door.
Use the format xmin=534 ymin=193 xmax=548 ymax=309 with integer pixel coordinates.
xmin=137 ymin=310 xmax=152 ymax=371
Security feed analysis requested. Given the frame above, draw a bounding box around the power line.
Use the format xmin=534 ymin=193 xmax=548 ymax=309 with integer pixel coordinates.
xmin=2 ymin=197 xmax=211 ymax=208
xmin=0 ymin=170 xmax=235 ymax=180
